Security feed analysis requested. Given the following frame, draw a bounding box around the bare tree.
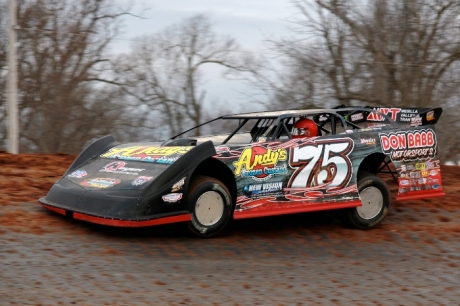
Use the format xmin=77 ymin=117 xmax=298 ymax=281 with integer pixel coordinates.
xmin=0 ymin=1 xmax=8 ymax=144
xmin=116 ymin=14 xmax=254 ymax=137
xmin=258 ymin=0 xmax=460 ymax=161
xmin=0 ymin=0 xmax=137 ymax=153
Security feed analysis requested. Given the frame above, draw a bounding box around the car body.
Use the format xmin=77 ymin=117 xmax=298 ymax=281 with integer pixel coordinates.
xmin=39 ymin=106 xmax=445 ymax=236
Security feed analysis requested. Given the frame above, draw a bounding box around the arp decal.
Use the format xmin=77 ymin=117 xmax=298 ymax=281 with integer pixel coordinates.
xmin=379 ymin=129 xmax=437 ymax=161
xmin=233 ymin=146 xmax=287 ymax=181
xmin=100 ymin=161 xmax=145 ymax=175
xmin=100 ymin=146 xmax=193 ymax=163
xmin=162 ymin=193 xmax=183 ymax=203
xmin=68 ymin=170 xmax=87 ymax=178
xmin=80 ymin=178 xmax=120 ymax=189
xmin=288 ymin=138 xmax=354 ymax=189
xmin=243 ymin=182 xmax=283 ymax=197
xmin=131 ymin=176 xmax=153 ymax=186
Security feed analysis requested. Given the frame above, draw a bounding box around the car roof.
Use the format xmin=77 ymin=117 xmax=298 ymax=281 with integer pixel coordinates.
xmin=222 ymin=109 xmax=330 ymax=119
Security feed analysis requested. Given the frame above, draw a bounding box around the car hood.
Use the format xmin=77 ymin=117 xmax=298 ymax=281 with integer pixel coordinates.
xmin=65 ymin=142 xmax=198 ymax=191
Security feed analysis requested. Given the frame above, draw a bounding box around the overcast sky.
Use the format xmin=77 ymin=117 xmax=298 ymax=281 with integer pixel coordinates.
xmin=113 ymin=0 xmax=298 ymax=112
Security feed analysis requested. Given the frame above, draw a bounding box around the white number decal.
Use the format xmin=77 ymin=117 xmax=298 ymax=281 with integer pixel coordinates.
xmin=289 ymin=140 xmax=354 ymax=189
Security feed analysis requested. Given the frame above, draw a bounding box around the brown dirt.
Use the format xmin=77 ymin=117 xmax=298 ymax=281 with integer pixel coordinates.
xmin=0 ymin=152 xmax=459 ymax=305
xmin=0 ymin=152 xmax=458 ymax=239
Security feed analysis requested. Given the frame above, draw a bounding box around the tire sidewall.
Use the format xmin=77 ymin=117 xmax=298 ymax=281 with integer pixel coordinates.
xmin=188 ymin=179 xmax=232 ymax=237
xmin=349 ymin=174 xmax=390 ymax=229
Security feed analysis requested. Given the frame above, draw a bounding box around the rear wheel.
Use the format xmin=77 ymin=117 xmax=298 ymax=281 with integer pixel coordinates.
xmin=187 ymin=175 xmax=233 ymax=237
xmin=341 ymin=172 xmax=390 ymax=229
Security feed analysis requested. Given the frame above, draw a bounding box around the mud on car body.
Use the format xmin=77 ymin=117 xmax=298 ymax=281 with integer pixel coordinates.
xmin=40 ymin=106 xmax=445 ymax=237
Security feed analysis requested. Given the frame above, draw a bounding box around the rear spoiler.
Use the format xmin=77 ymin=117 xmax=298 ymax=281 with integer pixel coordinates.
xmin=331 ymin=105 xmax=442 ymax=125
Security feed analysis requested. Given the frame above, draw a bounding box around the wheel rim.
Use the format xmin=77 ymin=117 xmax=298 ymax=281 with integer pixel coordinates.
xmin=357 ymin=186 xmax=383 ymax=220
xmin=195 ymin=191 xmax=225 ymax=226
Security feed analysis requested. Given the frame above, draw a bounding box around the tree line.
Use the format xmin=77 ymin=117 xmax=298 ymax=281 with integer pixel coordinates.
xmin=0 ymin=0 xmax=459 ymax=162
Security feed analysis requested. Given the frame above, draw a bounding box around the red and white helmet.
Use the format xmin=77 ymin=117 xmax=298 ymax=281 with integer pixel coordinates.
xmin=292 ymin=118 xmax=318 ymax=138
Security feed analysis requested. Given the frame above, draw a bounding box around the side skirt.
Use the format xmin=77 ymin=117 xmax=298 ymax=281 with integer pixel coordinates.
xmin=233 ymin=200 xmax=362 ymax=220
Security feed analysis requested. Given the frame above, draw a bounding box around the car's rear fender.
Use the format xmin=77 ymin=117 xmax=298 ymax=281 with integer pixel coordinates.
xmin=357 ymin=152 xmax=387 ymax=176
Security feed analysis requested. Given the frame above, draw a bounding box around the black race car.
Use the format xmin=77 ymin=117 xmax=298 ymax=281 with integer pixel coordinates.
xmin=40 ymin=106 xmax=445 ymax=237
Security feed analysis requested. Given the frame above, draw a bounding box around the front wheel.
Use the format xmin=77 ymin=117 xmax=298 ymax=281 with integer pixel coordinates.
xmin=187 ymin=175 xmax=233 ymax=237
xmin=341 ymin=172 xmax=390 ymax=229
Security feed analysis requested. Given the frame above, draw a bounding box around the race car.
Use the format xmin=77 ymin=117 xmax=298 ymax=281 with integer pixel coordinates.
xmin=39 ymin=106 xmax=445 ymax=237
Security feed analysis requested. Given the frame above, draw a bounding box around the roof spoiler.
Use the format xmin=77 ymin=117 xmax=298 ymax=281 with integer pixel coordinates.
xmin=332 ymin=105 xmax=443 ymax=125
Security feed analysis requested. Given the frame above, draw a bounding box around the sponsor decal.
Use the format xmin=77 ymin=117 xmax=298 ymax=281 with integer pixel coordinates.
xmin=100 ymin=161 xmax=145 ymax=175
xmin=432 ymin=184 xmax=441 ymax=190
xmin=215 ymin=146 xmax=230 ymax=153
xmin=368 ymin=108 xmax=421 ymax=122
xmin=421 ymin=170 xmax=429 ymax=177
xmin=367 ymin=108 xmax=401 ymax=121
xmin=410 ymin=116 xmax=422 ymax=127
xmin=171 ymin=177 xmax=186 ymax=192
xmin=428 ymin=178 xmax=439 ymax=184
xmin=426 ymin=110 xmax=435 ymax=121
xmin=162 ymin=193 xmax=183 ymax=203
xmin=351 ymin=113 xmax=364 ymax=121
xmin=399 ymin=188 xmax=408 ymax=193
xmin=131 ymin=176 xmax=153 ymax=186
xmin=233 ymin=146 xmax=288 ymax=181
xmin=243 ymin=182 xmax=283 ymax=196
xmin=430 ymin=170 xmax=438 ymax=176
xmin=101 ymin=146 xmax=193 ymax=163
xmin=68 ymin=170 xmax=87 ymax=178
xmin=379 ymin=129 xmax=437 ymax=161
xmin=360 ymin=138 xmax=376 ymax=145
xmin=257 ymin=137 xmax=267 ymax=142
xmin=289 ymin=138 xmax=354 ymax=189
xmin=400 ymin=180 xmax=410 ymax=186
xmin=415 ymin=163 xmax=426 ymax=170
xmin=318 ymin=115 xmax=329 ymax=122
xmin=80 ymin=178 xmax=120 ymax=189
xmin=418 ymin=178 xmax=427 ymax=185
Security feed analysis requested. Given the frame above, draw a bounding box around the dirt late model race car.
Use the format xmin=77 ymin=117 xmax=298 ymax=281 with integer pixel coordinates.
xmin=40 ymin=106 xmax=445 ymax=237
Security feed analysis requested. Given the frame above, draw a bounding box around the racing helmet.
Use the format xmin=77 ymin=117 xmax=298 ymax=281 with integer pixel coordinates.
xmin=292 ymin=118 xmax=318 ymax=138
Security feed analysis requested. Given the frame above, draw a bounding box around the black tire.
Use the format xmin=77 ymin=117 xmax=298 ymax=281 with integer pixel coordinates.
xmin=341 ymin=172 xmax=390 ymax=229
xmin=187 ymin=175 xmax=233 ymax=237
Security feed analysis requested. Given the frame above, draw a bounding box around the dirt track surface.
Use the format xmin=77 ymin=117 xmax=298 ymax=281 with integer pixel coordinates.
xmin=0 ymin=152 xmax=459 ymax=305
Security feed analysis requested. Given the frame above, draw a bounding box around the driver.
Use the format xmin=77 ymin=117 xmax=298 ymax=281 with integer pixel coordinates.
xmin=292 ymin=118 xmax=318 ymax=138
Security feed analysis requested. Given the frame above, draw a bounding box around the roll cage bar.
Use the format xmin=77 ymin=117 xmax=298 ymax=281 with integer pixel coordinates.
xmin=171 ymin=107 xmax=399 ymax=143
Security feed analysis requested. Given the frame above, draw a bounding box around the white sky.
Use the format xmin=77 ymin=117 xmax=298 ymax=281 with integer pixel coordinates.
xmin=112 ymin=0 xmax=298 ymax=112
